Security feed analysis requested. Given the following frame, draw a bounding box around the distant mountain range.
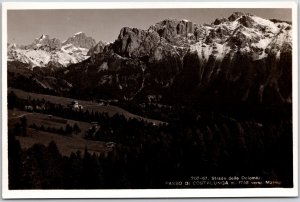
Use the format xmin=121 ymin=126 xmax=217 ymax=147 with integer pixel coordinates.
xmin=7 ymin=12 xmax=292 ymax=104
xmin=8 ymin=32 xmax=101 ymax=68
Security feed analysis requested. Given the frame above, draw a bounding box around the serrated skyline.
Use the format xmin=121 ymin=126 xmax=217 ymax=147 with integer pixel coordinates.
xmin=8 ymin=8 xmax=291 ymax=45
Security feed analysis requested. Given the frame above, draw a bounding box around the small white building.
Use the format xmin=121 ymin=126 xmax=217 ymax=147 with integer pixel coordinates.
xmin=71 ymin=101 xmax=79 ymax=108
xmin=69 ymin=100 xmax=83 ymax=110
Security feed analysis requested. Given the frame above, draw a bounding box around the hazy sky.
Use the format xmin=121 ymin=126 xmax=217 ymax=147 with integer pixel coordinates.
xmin=8 ymin=8 xmax=291 ymax=45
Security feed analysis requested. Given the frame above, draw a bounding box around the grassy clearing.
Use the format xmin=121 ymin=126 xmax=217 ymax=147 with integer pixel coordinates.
xmin=8 ymin=110 xmax=111 ymax=156
xmin=15 ymin=130 xmax=111 ymax=156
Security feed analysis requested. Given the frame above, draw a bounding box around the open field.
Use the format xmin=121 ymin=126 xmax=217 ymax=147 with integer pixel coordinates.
xmin=8 ymin=110 xmax=111 ymax=156
xmin=9 ymin=88 xmax=165 ymax=125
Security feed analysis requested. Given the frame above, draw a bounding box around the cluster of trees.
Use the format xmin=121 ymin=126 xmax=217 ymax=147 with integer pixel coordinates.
xmin=29 ymin=123 xmax=81 ymax=136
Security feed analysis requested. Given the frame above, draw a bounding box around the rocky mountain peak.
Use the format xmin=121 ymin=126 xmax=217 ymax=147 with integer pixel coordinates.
xmin=228 ymin=12 xmax=247 ymax=21
xmin=38 ymin=34 xmax=49 ymax=40
xmin=62 ymin=32 xmax=96 ymax=49
xmin=29 ymin=35 xmax=61 ymax=51
xmin=74 ymin=31 xmax=84 ymax=36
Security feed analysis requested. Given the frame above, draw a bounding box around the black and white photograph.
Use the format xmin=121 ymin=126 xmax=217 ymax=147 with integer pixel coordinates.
xmin=2 ymin=2 xmax=298 ymax=198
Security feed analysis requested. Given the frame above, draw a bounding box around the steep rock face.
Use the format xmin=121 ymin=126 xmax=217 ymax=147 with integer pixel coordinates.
xmin=62 ymin=32 xmax=96 ymax=49
xmin=154 ymin=19 xmax=194 ymax=37
xmin=113 ymin=27 xmax=160 ymax=58
xmin=151 ymin=19 xmax=201 ymax=45
xmin=175 ymin=48 xmax=292 ymax=104
xmin=152 ymin=19 xmax=195 ymax=42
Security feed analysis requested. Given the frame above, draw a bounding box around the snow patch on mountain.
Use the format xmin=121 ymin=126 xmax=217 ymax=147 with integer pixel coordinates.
xmin=189 ymin=13 xmax=292 ymax=62
xmin=8 ymin=49 xmax=51 ymax=67
xmin=8 ymin=47 xmax=90 ymax=69
xmin=253 ymin=38 xmax=272 ymax=49
xmin=74 ymin=31 xmax=83 ymax=36
xmin=251 ymin=16 xmax=279 ymax=33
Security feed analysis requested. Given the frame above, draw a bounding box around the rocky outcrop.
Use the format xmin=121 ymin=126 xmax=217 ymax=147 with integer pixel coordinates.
xmin=113 ymin=27 xmax=160 ymax=58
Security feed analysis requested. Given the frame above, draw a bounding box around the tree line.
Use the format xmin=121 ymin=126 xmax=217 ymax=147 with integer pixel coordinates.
xmin=29 ymin=122 xmax=81 ymax=136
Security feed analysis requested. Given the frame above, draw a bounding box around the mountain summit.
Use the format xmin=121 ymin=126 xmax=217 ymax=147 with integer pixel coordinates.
xmin=62 ymin=32 xmax=96 ymax=49
xmin=29 ymin=34 xmax=61 ymax=51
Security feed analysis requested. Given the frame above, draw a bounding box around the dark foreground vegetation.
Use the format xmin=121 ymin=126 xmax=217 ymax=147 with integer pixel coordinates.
xmin=8 ymin=91 xmax=293 ymax=189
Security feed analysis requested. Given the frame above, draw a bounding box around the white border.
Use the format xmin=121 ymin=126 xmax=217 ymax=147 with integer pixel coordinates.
xmin=2 ymin=1 xmax=298 ymax=199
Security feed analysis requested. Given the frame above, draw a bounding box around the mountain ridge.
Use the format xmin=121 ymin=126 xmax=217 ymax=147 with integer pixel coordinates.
xmin=65 ymin=12 xmax=292 ymax=104
xmin=7 ymin=32 xmax=97 ymax=68
xmin=8 ymin=12 xmax=292 ymax=104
